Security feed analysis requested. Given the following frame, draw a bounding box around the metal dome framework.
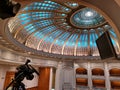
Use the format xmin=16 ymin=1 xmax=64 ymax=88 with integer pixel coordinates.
xmin=7 ymin=0 xmax=119 ymax=58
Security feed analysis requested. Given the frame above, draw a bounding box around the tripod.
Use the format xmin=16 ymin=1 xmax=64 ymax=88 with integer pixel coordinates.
xmin=5 ymin=59 xmax=39 ymax=90
xmin=12 ymin=82 xmax=25 ymax=90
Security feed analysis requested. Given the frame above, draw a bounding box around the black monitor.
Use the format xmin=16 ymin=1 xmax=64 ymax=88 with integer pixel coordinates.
xmin=96 ymin=31 xmax=117 ymax=60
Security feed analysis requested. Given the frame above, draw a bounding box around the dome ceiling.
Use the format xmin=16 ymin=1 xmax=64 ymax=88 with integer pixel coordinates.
xmin=7 ymin=0 xmax=119 ymax=59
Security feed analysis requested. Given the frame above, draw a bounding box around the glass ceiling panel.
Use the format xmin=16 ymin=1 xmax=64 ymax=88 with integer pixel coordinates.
xmin=23 ymin=2 xmax=60 ymax=11
xmin=65 ymin=2 xmax=79 ymax=8
xmin=77 ymin=32 xmax=88 ymax=47
xmin=97 ymin=28 xmax=104 ymax=36
xmin=43 ymin=30 xmax=63 ymax=43
xmin=66 ymin=34 xmax=78 ymax=47
xmin=111 ymin=38 xmax=116 ymax=45
xmin=19 ymin=12 xmax=66 ymax=19
xmin=8 ymin=0 xmax=119 ymax=57
xmin=109 ymin=29 xmax=117 ymax=38
xmin=23 ymin=1 xmax=71 ymax=13
xmin=33 ymin=25 xmax=57 ymax=39
xmin=54 ymin=32 xmax=71 ymax=46
xmin=90 ymin=33 xmax=97 ymax=47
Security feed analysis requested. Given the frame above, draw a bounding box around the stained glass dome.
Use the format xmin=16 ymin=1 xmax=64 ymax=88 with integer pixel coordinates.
xmin=7 ymin=0 xmax=119 ymax=59
xmin=71 ymin=8 xmax=105 ymax=28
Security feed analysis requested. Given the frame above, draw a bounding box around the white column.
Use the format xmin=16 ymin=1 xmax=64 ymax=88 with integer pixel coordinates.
xmin=104 ymin=62 xmax=111 ymax=90
xmin=87 ymin=62 xmax=93 ymax=89
xmin=73 ymin=63 xmax=77 ymax=90
xmin=55 ymin=62 xmax=63 ymax=90
xmin=49 ymin=68 xmax=53 ymax=90
xmin=62 ymin=61 xmax=75 ymax=90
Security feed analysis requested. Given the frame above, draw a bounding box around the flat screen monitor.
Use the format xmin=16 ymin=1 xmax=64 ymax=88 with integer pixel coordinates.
xmin=96 ymin=31 xmax=117 ymax=59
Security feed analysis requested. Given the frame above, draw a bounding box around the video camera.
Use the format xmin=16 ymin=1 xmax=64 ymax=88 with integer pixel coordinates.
xmin=5 ymin=59 xmax=39 ymax=90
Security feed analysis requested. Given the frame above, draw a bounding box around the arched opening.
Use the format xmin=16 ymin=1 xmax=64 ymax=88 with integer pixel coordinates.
xmin=109 ymin=68 xmax=120 ymax=76
xmin=76 ymin=68 xmax=87 ymax=75
xmin=92 ymin=68 xmax=104 ymax=76
xmin=111 ymin=80 xmax=120 ymax=89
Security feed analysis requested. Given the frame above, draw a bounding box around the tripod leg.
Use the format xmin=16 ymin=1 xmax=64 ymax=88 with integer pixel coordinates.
xmin=12 ymin=82 xmax=26 ymax=90
xmin=12 ymin=87 xmax=17 ymax=90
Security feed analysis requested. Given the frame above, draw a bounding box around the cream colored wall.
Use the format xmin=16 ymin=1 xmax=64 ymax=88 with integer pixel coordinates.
xmin=0 ymin=64 xmax=16 ymax=90
xmin=23 ymin=70 xmax=39 ymax=89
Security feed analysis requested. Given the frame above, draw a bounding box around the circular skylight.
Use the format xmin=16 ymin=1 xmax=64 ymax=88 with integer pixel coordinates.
xmin=71 ymin=8 xmax=105 ymax=28
xmin=85 ymin=11 xmax=94 ymax=17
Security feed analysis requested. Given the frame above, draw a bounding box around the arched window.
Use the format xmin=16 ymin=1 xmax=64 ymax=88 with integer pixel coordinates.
xmin=76 ymin=68 xmax=87 ymax=75
xmin=109 ymin=68 xmax=120 ymax=76
xmin=111 ymin=80 xmax=120 ymax=89
xmin=92 ymin=68 xmax=104 ymax=76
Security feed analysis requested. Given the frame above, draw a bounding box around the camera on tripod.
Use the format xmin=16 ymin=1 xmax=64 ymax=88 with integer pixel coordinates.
xmin=5 ymin=59 xmax=39 ymax=90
